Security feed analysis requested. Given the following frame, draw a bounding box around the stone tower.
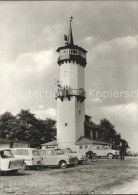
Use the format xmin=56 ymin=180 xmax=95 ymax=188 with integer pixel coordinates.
xmin=56 ymin=18 xmax=87 ymax=150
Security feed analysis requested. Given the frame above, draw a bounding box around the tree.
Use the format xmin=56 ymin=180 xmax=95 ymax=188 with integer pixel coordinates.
xmin=36 ymin=118 xmax=56 ymax=145
xmin=0 ymin=112 xmax=19 ymax=139
xmin=99 ymin=118 xmax=128 ymax=149
xmin=0 ymin=109 xmax=56 ymax=148
xmin=16 ymin=109 xmax=39 ymax=142
xmin=16 ymin=109 xmax=56 ymax=147
xmin=99 ymin=118 xmax=116 ymax=142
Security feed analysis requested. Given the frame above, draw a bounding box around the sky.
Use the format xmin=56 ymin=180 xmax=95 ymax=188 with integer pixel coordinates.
xmin=0 ymin=1 xmax=138 ymax=151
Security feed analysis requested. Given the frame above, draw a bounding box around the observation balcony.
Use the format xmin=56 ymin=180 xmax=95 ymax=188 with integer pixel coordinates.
xmin=55 ymin=88 xmax=86 ymax=102
xmin=57 ymin=47 xmax=87 ymax=67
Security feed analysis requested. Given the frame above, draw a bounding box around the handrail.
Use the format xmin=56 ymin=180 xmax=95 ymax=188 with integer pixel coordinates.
xmin=55 ymin=88 xmax=86 ymax=98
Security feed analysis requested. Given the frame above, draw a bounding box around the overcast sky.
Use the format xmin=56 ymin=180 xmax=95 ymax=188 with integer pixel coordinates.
xmin=0 ymin=1 xmax=138 ymax=151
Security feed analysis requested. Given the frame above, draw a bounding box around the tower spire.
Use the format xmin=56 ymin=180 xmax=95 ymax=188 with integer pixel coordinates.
xmin=68 ymin=17 xmax=74 ymax=46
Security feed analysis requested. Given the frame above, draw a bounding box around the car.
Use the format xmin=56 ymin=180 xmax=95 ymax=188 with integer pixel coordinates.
xmin=39 ymin=148 xmax=78 ymax=169
xmin=0 ymin=149 xmax=24 ymax=174
xmin=11 ymin=148 xmax=42 ymax=170
xmin=62 ymin=148 xmax=88 ymax=164
xmin=87 ymin=145 xmax=120 ymax=159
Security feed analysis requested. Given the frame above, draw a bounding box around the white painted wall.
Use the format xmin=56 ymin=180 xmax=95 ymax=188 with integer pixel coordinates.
xmin=57 ymin=60 xmax=86 ymax=151
xmin=57 ymin=96 xmax=85 ymax=150
xmin=13 ymin=143 xmax=30 ymax=148
xmin=0 ymin=143 xmax=10 ymax=149
xmin=75 ymin=98 xmax=85 ymax=141
xmin=59 ymin=62 xmax=84 ymax=89
xmin=57 ymin=96 xmax=76 ymax=144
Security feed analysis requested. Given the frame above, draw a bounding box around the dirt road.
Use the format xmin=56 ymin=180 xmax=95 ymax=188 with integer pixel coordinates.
xmin=0 ymin=157 xmax=138 ymax=194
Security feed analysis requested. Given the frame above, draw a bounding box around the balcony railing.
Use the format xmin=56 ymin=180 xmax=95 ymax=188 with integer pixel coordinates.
xmin=55 ymin=88 xmax=86 ymax=99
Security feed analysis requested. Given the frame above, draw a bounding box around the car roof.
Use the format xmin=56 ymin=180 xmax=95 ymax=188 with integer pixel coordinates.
xmin=40 ymin=148 xmax=61 ymax=151
xmin=0 ymin=148 xmax=11 ymax=152
xmin=40 ymin=148 xmax=54 ymax=151
xmin=10 ymin=148 xmax=38 ymax=150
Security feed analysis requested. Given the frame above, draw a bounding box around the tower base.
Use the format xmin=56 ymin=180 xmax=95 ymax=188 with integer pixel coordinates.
xmin=58 ymin=142 xmax=78 ymax=152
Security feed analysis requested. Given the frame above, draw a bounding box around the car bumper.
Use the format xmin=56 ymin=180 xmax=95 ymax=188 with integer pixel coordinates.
xmin=69 ymin=157 xmax=78 ymax=165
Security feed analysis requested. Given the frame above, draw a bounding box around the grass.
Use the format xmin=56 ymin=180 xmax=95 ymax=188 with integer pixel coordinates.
xmin=0 ymin=157 xmax=138 ymax=194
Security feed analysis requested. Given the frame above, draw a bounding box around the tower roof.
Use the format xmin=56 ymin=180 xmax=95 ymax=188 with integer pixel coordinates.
xmin=56 ymin=17 xmax=87 ymax=67
xmin=57 ymin=17 xmax=87 ymax=53
xmin=68 ymin=17 xmax=74 ymax=46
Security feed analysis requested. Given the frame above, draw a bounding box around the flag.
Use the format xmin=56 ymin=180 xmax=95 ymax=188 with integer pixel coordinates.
xmin=64 ymin=35 xmax=68 ymax=41
xmin=70 ymin=16 xmax=74 ymax=22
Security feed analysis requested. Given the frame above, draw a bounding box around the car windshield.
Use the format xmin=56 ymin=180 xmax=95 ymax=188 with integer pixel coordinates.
xmin=1 ymin=150 xmax=14 ymax=158
xmin=32 ymin=150 xmax=40 ymax=156
xmin=55 ymin=149 xmax=63 ymax=155
xmin=103 ymin=146 xmax=110 ymax=150
xmin=15 ymin=149 xmax=29 ymax=156
xmin=39 ymin=150 xmax=47 ymax=156
xmin=65 ymin=148 xmax=72 ymax=153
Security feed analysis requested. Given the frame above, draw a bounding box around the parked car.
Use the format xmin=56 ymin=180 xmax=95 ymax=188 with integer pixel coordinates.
xmin=0 ymin=149 xmax=24 ymax=174
xmin=39 ymin=148 xmax=78 ymax=169
xmin=88 ymin=145 xmax=120 ymax=159
xmin=62 ymin=148 xmax=88 ymax=164
xmin=11 ymin=148 xmax=42 ymax=170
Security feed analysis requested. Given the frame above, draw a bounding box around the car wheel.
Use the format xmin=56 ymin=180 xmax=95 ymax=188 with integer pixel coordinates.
xmin=78 ymin=160 xmax=83 ymax=165
xmin=86 ymin=151 xmax=92 ymax=159
xmin=36 ymin=166 xmax=41 ymax=171
xmin=91 ymin=154 xmax=98 ymax=162
xmin=74 ymin=158 xmax=79 ymax=166
xmin=10 ymin=170 xmax=18 ymax=174
xmin=59 ymin=161 xmax=67 ymax=169
xmin=108 ymin=153 xmax=113 ymax=159
xmin=23 ymin=162 xmax=27 ymax=170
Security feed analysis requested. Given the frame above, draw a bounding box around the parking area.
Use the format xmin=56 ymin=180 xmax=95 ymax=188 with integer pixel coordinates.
xmin=0 ymin=157 xmax=138 ymax=194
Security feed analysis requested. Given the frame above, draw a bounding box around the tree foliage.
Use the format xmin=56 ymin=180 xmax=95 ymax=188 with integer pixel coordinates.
xmin=0 ymin=111 xmax=129 ymax=149
xmin=0 ymin=109 xmax=56 ymax=148
xmin=99 ymin=118 xmax=129 ymax=149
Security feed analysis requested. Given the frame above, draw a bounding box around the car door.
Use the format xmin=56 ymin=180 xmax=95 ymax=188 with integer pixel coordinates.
xmin=91 ymin=145 xmax=97 ymax=154
xmin=44 ymin=150 xmax=58 ymax=166
xmin=14 ymin=149 xmax=32 ymax=165
xmin=31 ymin=150 xmax=41 ymax=165
xmin=96 ymin=145 xmax=106 ymax=156
xmin=39 ymin=150 xmax=46 ymax=165
xmin=42 ymin=150 xmax=52 ymax=165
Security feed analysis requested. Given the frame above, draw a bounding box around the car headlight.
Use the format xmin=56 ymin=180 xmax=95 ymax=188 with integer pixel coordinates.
xmin=69 ymin=156 xmax=73 ymax=159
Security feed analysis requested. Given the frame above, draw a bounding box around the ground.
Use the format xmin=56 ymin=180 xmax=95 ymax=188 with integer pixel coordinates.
xmin=0 ymin=157 xmax=138 ymax=194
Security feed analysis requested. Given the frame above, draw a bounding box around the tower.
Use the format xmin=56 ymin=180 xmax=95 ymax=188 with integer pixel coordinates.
xmin=56 ymin=18 xmax=87 ymax=150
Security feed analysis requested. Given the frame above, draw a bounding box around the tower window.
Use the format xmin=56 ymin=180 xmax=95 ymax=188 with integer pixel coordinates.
xmin=70 ymin=49 xmax=78 ymax=55
xmin=78 ymin=50 xmax=86 ymax=58
xmin=65 ymin=123 xmax=68 ymax=126
xmin=85 ymin=145 xmax=88 ymax=149
xmin=79 ymin=145 xmax=83 ymax=149
xmin=61 ymin=49 xmax=69 ymax=55
xmin=79 ymin=110 xmax=81 ymax=115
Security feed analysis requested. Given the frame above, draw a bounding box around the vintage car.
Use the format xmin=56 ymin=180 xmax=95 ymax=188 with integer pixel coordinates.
xmin=11 ymin=148 xmax=42 ymax=170
xmin=39 ymin=148 xmax=78 ymax=169
xmin=62 ymin=148 xmax=88 ymax=164
xmin=0 ymin=149 xmax=24 ymax=174
xmin=88 ymin=145 xmax=120 ymax=159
